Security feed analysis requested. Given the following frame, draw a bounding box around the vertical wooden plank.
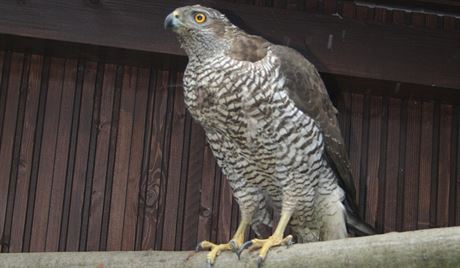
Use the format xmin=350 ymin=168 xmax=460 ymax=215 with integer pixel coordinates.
xmin=0 ymin=51 xmax=9 ymax=159
xmin=411 ymin=13 xmax=425 ymax=28
xmin=154 ymin=71 xmax=176 ymax=250
xmin=383 ymin=98 xmax=401 ymax=232
xmin=342 ymin=1 xmax=354 ymax=18
xmin=65 ymin=61 xmax=98 ymax=251
xmin=79 ymin=63 xmax=105 ymax=250
xmin=175 ymin=104 xmax=193 ymax=250
xmin=0 ymin=53 xmax=24 ymax=252
xmin=196 ymin=144 xmax=217 ymax=244
xmin=365 ymin=96 xmax=382 ymax=227
xmin=45 ymin=59 xmax=78 ymax=252
xmin=443 ymin=16 xmax=457 ymax=33
xmin=99 ymin=65 xmax=123 ymax=251
xmin=429 ymin=103 xmax=441 ymax=228
xmin=402 ymin=99 xmax=422 ymax=231
xmin=230 ymin=194 xmax=240 ymax=241
xmin=140 ymin=70 xmax=169 ymax=250
xmin=323 ymin=0 xmax=336 ymax=15
xmin=359 ymin=93 xmax=371 ymax=217
xmin=121 ymin=67 xmax=149 ymax=251
xmin=396 ymin=99 xmax=408 ymax=231
xmin=217 ymin=177 xmax=233 ymax=244
xmin=162 ymin=72 xmax=186 ymax=251
xmin=418 ymin=101 xmax=433 ymax=229
xmin=211 ymin=168 xmax=223 ymax=243
xmin=2 ymin=53 xmax=30 ymax=253
xmin=8 ymin=55 xmax=43 ymax=253
xmin=29 ymin=57 xmax=65 ymax=252
xmin=456 ymin=108 xmax=460 ymax=226
xmin=392 ymin=10 xmax=405 ymax=25
xmin=135 ymin=68 xmax=156 ymax=251
xmin=450 ymin=106 xmax=459 ymax=226
xmin=436 ymin=104 xmax=452 ymax=227
xmin=181 ymin=122 xmax=205 ymax=250
xmin=305 ymin=0 xmax=318 ymax=12
xmin=376 ymin=97 xmax=389 ymax=233
xmin=22 ymin=57 xmax=51 ymax=252
xmin=374 ymin=8 xmax=386 ymax=23
xmin=425 ymin=14 xmax=438 ymax=29
xmin=106 ymin=66 xmax=138 ymax=251
xmin=58 ymin=61 xmax=84 ymax=251
xmin=355 ymin=6 xmax=369 ymax=21
xmin=349 ymin=93 xmax=363 ymax=205
xmin=86 ymin=64 xmax=116 ymax=251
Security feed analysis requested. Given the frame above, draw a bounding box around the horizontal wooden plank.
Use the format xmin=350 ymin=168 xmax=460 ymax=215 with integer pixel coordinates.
xmin=0 ymin=1 xmax=458 ymax=89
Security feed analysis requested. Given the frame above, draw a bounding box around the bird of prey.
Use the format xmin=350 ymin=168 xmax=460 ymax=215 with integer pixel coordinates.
xmin=164 ymin=5 xmax=375 ymax=267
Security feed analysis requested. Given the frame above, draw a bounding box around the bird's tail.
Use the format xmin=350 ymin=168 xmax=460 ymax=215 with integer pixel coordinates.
xmin=345 ymin=213 xmax=376 ymax=236
xmin=343 ymin=196 xmax=376 ymax=236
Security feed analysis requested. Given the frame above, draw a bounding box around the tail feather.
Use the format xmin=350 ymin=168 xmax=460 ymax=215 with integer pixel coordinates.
xmin=345 ymin=213 xmax=376 ymax=236
xmin=342 ymin=193 xmax=377 ymax=236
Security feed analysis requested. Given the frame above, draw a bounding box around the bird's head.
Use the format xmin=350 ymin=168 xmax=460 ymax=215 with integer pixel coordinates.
xmin=164 ymin=5 xmax=237 ymax=59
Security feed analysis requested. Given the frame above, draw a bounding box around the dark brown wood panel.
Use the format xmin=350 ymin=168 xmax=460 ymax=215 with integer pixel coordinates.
xmin=403 ymin=100 xmax=422 ymax=231
xmin=29 ymin=57 xmax=65 ymax=252
xmin=8 ymin=55 xmax=43 ymax=253
xmin=86 ymin=63 xmax=117 ymax=251
xmin=1 ymin=48 xmax=459 ymax=252
xmin=107 ymin=66 xmax=138 ymax=251
xmin=47 ymin=59 xmax=78 ymax=252
xmin=0 ymin=53 xmax=24 ymax=253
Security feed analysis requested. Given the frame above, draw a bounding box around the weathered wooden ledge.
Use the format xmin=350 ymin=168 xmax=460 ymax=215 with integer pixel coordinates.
xmin=1 ymin=227 xmax=459 ymax=268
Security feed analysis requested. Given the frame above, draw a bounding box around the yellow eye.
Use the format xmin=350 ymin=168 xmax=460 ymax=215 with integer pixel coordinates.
xmin=194 ymin=13 xmax=206 ymax=24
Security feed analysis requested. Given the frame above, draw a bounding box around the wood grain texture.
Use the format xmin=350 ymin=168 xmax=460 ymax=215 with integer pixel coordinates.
xmin=0 ymin=1 xmax=458 ymax=89
xmin=46 ymin=59 xmax=77 ymax=252
xmin=418 ymin=101 xmax=434 ymax=229
xmin=403 ymin=99 xmax=422 ymax=231
xmin=29 ymin=57 xmax=65 ymax=252
xmin=383 ymin=98 xmax=401 ymax=232
xmin=107 ymin=66 xmax=137 ymax=251
xmin=8 ymin=55 xmax=43 ymax=253
xmin=86 ymin=64 xmax=116 ymax=251
xmin=0 ymin=53 xmax=24 ymax=252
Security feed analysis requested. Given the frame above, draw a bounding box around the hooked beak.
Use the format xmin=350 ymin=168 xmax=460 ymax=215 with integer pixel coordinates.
xmin=164 ymin=12 xmax=180 ymax=30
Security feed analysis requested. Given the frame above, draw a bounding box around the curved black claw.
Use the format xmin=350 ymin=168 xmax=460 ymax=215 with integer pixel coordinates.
xmin=207 ymin=260 xmax=213 ymax=268
xmin=195 ymin=242 xmax=203 ymax=252
xmin=256 ymin=256 xmax=265 ymax=268
xmin=229 ymin=240 xmax=238 ymax=253
xmin=236 ymin=240 xmax=253 ymax=260
xmin=286 ymin=237 xmax=295 ymax=248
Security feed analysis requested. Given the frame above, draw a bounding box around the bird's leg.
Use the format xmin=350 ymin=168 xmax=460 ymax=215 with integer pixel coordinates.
xmin=238 ymin=210 xmax=294 ymax=267
xmin=196 ymin=218 xmax=249 ymax=266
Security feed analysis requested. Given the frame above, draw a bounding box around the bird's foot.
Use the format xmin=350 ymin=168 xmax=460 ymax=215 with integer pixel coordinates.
xmin=237 ymin=234 xmax=294 ymax=267
xmin=195 ymin=240 xmax=241 ymax=267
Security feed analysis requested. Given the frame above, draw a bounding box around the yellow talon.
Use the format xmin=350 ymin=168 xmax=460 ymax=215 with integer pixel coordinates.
xmin=196 ymin=219 xmax=250 ymax=265
xmin=249 ymin=235 xmax=293 ymax=257
xmin=197 ymin=241 xmax=232 ymax=265
xmin=237 ymin=211 xmax=295 ymax=267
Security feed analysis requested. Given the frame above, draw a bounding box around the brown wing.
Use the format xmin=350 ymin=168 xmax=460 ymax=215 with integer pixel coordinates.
xmin=270 ymin=45 xmax=357 ymax=203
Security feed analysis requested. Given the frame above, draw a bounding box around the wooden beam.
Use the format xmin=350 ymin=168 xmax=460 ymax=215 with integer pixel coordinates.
xmin=0 ymin=0 xmax=459 ymax=89
xmin=0 ymin=227 xmax=459 ymax=267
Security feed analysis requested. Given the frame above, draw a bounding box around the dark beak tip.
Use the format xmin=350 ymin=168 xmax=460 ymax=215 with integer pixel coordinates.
xmin=164 ymin=13 xmax=175 ymax=30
